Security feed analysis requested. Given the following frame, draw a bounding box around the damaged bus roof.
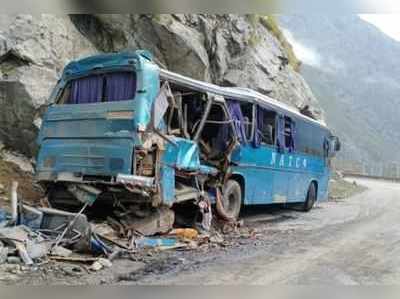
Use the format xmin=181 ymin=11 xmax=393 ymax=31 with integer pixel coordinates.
xmin=160 ymin=68 xmax=327 ymax=129
xmin=60 ymin=51 xmax=326 ymax=129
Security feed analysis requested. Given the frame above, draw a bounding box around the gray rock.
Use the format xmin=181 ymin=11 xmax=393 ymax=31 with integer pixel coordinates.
xmin=90 ymin=260 xmax=104 ymax=271
xmin=97 ymin=258 xmax=112 ymax=268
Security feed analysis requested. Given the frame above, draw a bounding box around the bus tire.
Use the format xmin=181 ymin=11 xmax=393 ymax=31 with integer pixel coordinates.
xmin=220 ymin=180 xmax=242 ymax=220
xmin=303 ymin=183 xmax=317 ymax=212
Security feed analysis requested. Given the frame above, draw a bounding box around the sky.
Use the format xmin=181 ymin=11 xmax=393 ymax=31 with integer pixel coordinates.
xmin=359 ymin=14 xmax=400 ymax=41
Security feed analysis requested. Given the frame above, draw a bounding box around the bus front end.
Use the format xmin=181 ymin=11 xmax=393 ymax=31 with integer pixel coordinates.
xmin=35 ymin=51 xmax=165 ymax=208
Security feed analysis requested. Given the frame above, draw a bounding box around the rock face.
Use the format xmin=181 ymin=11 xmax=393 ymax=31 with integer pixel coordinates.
xmin=0 ymin=14 xmax=323 ymax=157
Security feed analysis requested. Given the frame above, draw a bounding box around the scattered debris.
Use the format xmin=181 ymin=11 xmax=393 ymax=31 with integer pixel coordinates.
xmin=90 ymin=260 xmax=104 ymax=272
xmin=50 ymin=246 xmax=72 ymax=257
xmin=0 ymin=165 xmax=253 ymax=281
xmin=169 ymin=228 xmax=198 ymax=240
xmin=122 ymin=207 xmax=175 ymax=237
xmin=135 ymin=237 xmax=177 ymax=249
xmin=0 ymin=241 xmax=8 ymax=264
xmin=209 ymin=232 xmax=224 ymax=244
xmin=50 ymin=256 xmax=98 ymax=263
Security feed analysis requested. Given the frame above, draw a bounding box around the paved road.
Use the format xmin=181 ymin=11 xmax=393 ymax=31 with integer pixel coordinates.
xmin=140 ymin=178 xmax=400 ymax=285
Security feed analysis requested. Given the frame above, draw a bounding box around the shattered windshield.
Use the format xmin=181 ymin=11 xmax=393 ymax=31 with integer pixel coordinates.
xmin=59 ymin=71 xmax=137 ymax=104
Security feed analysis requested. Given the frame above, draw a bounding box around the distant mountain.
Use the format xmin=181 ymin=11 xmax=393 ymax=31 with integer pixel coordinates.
xmin=279 ymin=15 xmax=400 ymax=164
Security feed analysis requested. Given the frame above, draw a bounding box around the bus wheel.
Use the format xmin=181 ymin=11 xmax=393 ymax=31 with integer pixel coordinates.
xmin=219 ymin=180 xmax=242 ymax=220
xmin=303 ymin=183 xmax=317 ymax=212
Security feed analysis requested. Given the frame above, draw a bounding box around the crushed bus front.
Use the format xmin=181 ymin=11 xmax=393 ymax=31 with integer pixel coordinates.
xmin=35 ymin=51 xmax=221 ymax=231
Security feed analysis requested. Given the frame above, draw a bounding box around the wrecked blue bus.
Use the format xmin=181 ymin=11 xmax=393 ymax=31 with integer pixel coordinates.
xmin=35 ymin=50 xmax=340 ymax=224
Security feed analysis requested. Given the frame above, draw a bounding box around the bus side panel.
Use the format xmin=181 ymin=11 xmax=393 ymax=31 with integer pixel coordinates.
xmin=231 ymin=145 xmax=330 ymax=205
xmin=230 ymin=145 xmax=274 ymax=205
xmin=316 ymin=167 xmax=330 ymax=201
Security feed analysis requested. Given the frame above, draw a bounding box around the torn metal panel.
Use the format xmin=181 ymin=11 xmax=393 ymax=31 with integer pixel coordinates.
xmin=116 ymin=174 xmax=154 ymax=189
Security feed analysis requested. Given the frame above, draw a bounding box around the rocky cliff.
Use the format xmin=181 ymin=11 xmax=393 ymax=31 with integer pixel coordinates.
xmin=0 ymin=14 xmax=323 ymax=157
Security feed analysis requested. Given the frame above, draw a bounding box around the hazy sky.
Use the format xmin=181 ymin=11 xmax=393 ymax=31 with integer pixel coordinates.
xmin=360 ymin=14 xmax=400 ymax=41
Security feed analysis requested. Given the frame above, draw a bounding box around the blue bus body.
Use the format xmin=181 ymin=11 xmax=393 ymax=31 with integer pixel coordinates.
xmin=35 ymin=50 xmax=339 ymax=218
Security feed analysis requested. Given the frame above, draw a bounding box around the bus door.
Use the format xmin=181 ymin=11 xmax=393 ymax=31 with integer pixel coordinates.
xmin=281 ymin=116 xmax=302 ymax=202
xmin=248 ymin=106 xmax=278 ymax=204
xmin=269 ymin=114 xmax=290 ymax=203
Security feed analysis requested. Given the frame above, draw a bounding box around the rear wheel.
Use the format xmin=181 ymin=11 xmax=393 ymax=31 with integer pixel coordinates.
xmin=219 ymin=180 xmax=242 ymax=220
xmin=303 ymin=182 xmax=317 ymax=212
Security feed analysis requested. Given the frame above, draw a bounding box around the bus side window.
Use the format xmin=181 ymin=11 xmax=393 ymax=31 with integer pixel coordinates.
xmin=258 ymin=107 xmax=276 ymax=146
xmin=284 ymin=117 xmax=295 ymax=152
xmin=239 ymin=102 xmax=254 ymax=142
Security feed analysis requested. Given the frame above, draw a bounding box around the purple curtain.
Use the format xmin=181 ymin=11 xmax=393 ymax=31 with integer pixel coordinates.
xmin=227 ymin=101 xmax=247 ymax=144
xmin=68 ymin=72 xmax=136 ymax=104
xmin=69 ymin=75 xmax=103 ymax=104
xmin=105 ymin=72 xmax=136 ymax=102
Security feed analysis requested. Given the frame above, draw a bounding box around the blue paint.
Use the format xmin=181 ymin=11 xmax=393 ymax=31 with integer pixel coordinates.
xmin=36 ymin=51 xmax=159 ymax=180
xmin=36 ymin=50 xmax=335 ymax=210
xmin=230 ymin=143 xmax=330 ymax=205
xmin=160 ymin=137 xmax=218 ymax=205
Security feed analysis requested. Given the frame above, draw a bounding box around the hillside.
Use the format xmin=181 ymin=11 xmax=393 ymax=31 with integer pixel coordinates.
xmin=279 ymin=15 xmax=400 ymax=165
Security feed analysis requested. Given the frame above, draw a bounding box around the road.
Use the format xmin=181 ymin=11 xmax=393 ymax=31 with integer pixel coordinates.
xmin=134 ymin=178 xmax=400 ymax=285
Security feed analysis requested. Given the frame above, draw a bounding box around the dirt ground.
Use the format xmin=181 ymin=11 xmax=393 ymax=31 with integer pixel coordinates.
xmin=0 ymin=169 xmax=373 ymax=285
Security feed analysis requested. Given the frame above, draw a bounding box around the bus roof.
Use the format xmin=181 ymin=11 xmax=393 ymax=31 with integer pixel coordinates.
xmin=61 ymin=51 xmax=327 ymax=130
xmin=159 ymin=68 xmax=328 ymax=130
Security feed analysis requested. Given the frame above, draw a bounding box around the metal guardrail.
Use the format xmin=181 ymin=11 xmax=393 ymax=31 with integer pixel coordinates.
xmin=341 ymin=172 xmax=400 ymax=182
xmin=334 ymin=159 xmax=400 ymax=181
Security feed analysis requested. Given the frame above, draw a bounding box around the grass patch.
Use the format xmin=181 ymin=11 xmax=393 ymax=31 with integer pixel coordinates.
xmin=329 ymin=178 xmax=367 ymax=201
xmin=259 ymin=15 xmax=302 ymax=72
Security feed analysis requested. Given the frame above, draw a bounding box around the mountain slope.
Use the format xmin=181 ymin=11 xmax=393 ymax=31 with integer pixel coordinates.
xmin=279 ymin=15 xmax=400 ymax=164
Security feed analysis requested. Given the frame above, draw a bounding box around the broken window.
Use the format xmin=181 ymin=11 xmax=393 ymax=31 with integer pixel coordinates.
xmin=199 ymin=103 xmax=233 ymax=160
xmin=254 ymin=107 xmax=276 ymax=147
xmin=164 ymin=89 xmax=207 ymax=139
xmin=226 ymin=101 xmax=248 ymax=144
xmin=240 ymin=102 xmax=254 ymax=142
xmin=284 ymin=116 xmax=295 ymax=152
xmin=58 ymin=72 xmax=137 ymax=104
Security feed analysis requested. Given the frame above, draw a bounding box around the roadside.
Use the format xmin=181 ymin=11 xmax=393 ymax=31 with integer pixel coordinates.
xmin=328 ymin=172 xmax=367 ymax=201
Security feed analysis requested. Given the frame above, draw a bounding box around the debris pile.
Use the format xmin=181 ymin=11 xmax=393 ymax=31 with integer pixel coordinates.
xmin=0 ymin=181 xmax=243 ymax=272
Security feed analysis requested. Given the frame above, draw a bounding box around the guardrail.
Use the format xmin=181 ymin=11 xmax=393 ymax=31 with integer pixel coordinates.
xmin=342 ymin=172 xmax=400 ymax=183
xmin=333 ymin=159 xmax=400 ymax=181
